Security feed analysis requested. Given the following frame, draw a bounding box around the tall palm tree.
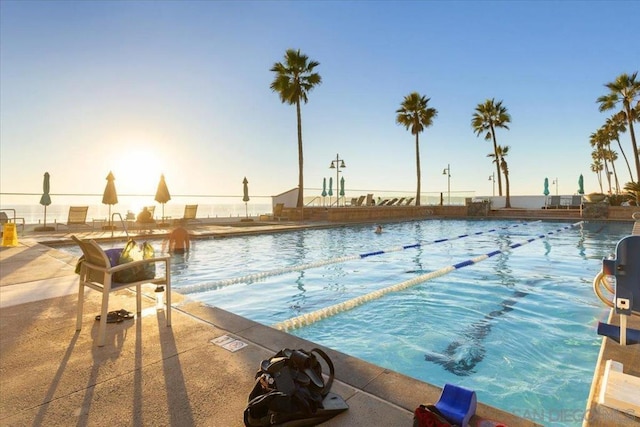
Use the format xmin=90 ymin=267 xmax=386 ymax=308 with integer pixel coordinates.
xmin=471 ymin=99 xmax=511 ymax=196
xmin=500 ymin=151 xmax=511 ymax=209
xmin=270 ymin=49 xmax=322 ymax=208
xmin=396 ymin=92 xmax=438 ymax=206
xmin=597 ymin=72 xmax=640 ymax=183
xmin=604 ymin=113 xmax=634 ymax=183
xmin=487 ymin=145 xmax=510 ymax=207
xmin=590 ymin=130 xmax=614 ymax=194
xmin=591 ymin=159 xmax=604 ymax=193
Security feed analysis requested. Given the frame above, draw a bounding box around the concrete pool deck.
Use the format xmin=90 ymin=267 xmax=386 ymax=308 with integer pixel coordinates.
xmin=1 ymin=217 xmax=638 ymax=426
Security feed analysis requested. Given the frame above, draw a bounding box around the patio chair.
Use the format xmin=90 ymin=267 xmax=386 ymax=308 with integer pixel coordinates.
xmin=546 ymin=195 xmax=561 ymax=209
xmin=72 ymin=235 xmax=171 ymax=346
xmin=569 ymin=195 xmax=583 ymax=209
xmin=366 ymin=194 xmax=374 ymax=206
xmin=404 ymin=197 xmax=414 ymax=205
xmin=180 ymin=204 xmax=200 ymax=224
xmin=0 ymin=209 xmax=25 ymax=233
xmin=355 ymin=195 xmax=366 ymax=206
xmin=273 ymin=203 xmax=289 ymax=221
xmin=56 ymin=206 xmax=90 ymax=231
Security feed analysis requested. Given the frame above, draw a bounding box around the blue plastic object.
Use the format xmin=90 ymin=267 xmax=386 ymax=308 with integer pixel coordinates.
xmin=602 ymin=235 xmax=640 ymax=315
xmin=434 ymin=383 xmax=477 ymax=427
xmin=597 ymin=322 xmax=640 ymax=345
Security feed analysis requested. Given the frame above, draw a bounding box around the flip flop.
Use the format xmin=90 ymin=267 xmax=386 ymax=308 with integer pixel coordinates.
xmin=116 ymin=309 xmax=134 ymax=320
xmin=95 ymin=311 xmax=122 ymax=323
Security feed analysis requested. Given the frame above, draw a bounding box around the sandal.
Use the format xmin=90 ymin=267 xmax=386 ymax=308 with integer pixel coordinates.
xmin=95 ymin=311 xmax=123 ymax=323
xmin=116 ymin=309 xmax=134 ymax=320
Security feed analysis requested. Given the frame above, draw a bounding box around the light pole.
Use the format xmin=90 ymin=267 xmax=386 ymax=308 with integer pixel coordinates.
xmin=552 ymin=178 xmax=559 ymax=195
xmin=329 ymin=154 xmax=346 ymax=207
xmin=442 ymin=164 xmax=451 ymax=205
xmin=488 ymin=173 xmax=495 ymax=197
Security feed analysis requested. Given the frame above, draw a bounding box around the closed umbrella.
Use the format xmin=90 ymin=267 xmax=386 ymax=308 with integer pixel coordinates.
xmin=321 ymin=178 xmax=327 ymax=197
xmin=578 ymin=174 xmax=584 ymax=195
xmin=102 ymin=171 xmax=118 ymax=229
xmin=339 ymin=176 xmax=345 ymax=206
xmin=36 ymin=172 xmax=54 ymax=231
xmin=155 ymin=174 xmax=171 ymax=225
xmin=328 ymin=177 xmax=333 ymax=206
xmin=543 ymin=177 xmax=550 ymax=208
xmin=242 ymin=177 xmax=250 ymax=219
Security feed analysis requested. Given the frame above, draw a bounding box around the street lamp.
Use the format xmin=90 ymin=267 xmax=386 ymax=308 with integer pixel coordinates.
xmin=329 ymin=154 xmax=346 ymax=207
xmin=488 ymin=173 xmax=495 ymax=197
xmin=552 ymin=178 xmax=559 ymax=195
xmin=442 ymin=164 xmax=451 ymax=204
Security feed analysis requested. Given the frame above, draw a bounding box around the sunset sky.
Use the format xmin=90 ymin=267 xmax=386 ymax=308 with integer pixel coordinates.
xmin=1 ymin=1 xmax=638 ymax=206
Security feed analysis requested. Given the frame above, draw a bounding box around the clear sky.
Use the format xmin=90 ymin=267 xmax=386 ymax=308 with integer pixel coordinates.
xmin=1 ymin=0 xmax=638 ymax=206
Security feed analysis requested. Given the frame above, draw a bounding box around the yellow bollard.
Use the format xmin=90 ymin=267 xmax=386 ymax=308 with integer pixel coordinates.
xmin=1 ymin=223 xmax=18 ymax=247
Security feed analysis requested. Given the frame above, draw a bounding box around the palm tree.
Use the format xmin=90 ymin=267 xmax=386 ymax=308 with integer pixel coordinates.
xmin=270 ymin=49 xmax=322 ymax=208
xmin=604 ymin=113 xmax=634 ymax=183
xmin=396 ymin=92 xmax=438 ymax=206
xmin=597 ymin=72 xmax=640 ymax=183
xmin=590 ymin=130 xmax=614 ymax=194
xmin=624 ymin=181 xmax=640 ymax=205
xmin=471 ymin=99 xmax=511 ymax=196
xmin=500 ymin=152 xmax=511 ymax=209
xmin=487 ymin=145 xmax=510 ymax=207
xmin=591 ymin=159 xmax=604 ymax=193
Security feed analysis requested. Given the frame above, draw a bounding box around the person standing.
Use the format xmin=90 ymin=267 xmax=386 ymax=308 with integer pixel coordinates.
xmin=164 ymin=226 xmax=191 ymax=254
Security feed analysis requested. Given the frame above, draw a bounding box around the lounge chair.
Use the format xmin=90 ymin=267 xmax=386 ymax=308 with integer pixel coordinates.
xmin=404 ymin=197 xmax=414 ymax=206
xmin=181 ymin=204 xmax=200 ymax=223
xmin=366 ymin=194 xmax=374 ymax=206
xmin=569 ymin=195 xmax=583 ymax=209
xmin=56 ymin=206 xmax=90 ymax=231
xmin=355 ymin=195 xmax=366 ymax=206
xmin=546 ymin=195 xmax=561 ymax=209
xmin=273 ymin=203 xmax=289 ymax=221
xmin=378 ymin=199 xmax=390 ymax=206
xmin=386 ymin=198 xmax=399 ymax=206
xmin=72 ymin=236 xmax=171 ymax=346
xmin=0 ymin=209 xmax=25 ymax=233
xmin=396 ymin=197 xmax=406 ymax=206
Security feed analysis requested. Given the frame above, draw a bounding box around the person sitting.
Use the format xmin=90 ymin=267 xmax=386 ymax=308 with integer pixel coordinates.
xmin=163 ymin=226 xmax=191 ymax=254
xmin=136 ymin=206 xmax=154 ymax=223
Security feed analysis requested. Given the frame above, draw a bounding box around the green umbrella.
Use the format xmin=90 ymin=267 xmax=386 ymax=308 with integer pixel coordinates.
xmin=543 ymin=177 xmax=550 ymax=196
xmin=340 ymin=176 xmax=345 ymax=196
xmin=321 ymin=178 xmax=327 ymax=197
xmin=578 ymin=174 xmax=584 ymax=195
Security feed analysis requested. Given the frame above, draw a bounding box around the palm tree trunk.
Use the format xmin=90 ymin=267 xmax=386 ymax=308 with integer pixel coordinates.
xmin=505 ymin=172 xmax=511 ymax=208
xmin=415 ymin=133 xmax=421 ymax=206
xmin=615 ymin=136 xmax=634 ymax=184
xmin=611 ymin=160 xmax=620 ymax=194
xmin=625 ymin=107 xmax=640 ymax=183
xmin=490 ymin=124 xmax=502 ymax=196
xmin=296 ymin=100 xmax=304 ymax=208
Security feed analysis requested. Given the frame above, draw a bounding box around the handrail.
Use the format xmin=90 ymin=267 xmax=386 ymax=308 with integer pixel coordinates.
xmin=305 ymin=196 xmax=322 ymax=207
xmin=111 ymin=212 xmax=129 ymax=239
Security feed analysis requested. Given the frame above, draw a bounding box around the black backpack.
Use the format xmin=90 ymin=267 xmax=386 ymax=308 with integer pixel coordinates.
xmin=243 ymin=348 xmax=348 ymax=426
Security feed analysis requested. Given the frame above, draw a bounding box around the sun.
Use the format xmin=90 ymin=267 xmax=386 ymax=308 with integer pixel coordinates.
xmin=108 ymin=148 xmax=165 ymax=211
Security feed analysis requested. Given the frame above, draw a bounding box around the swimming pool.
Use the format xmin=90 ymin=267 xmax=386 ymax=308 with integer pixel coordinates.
xmin=62 ymin=219 xmax=631 ymax=426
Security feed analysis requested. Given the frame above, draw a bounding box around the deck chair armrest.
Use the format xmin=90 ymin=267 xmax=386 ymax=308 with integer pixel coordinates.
xmin=108 ymin=256 xmax=171 ymax=273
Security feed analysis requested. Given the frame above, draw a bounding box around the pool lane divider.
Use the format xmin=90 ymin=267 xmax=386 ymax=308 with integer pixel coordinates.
xmin=273 ymin=221 xmax=583 ymax=332
xmin=179 ymin=221 xmax=540 ymax=295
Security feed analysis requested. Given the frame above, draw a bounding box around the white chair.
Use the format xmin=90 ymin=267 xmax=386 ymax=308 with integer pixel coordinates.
xmin=72 ymin=236 xmax=171 ymax=346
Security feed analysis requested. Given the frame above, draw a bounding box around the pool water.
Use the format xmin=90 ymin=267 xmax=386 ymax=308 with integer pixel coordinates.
xmin=61 ymin=219 xmax=631 ymax=426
